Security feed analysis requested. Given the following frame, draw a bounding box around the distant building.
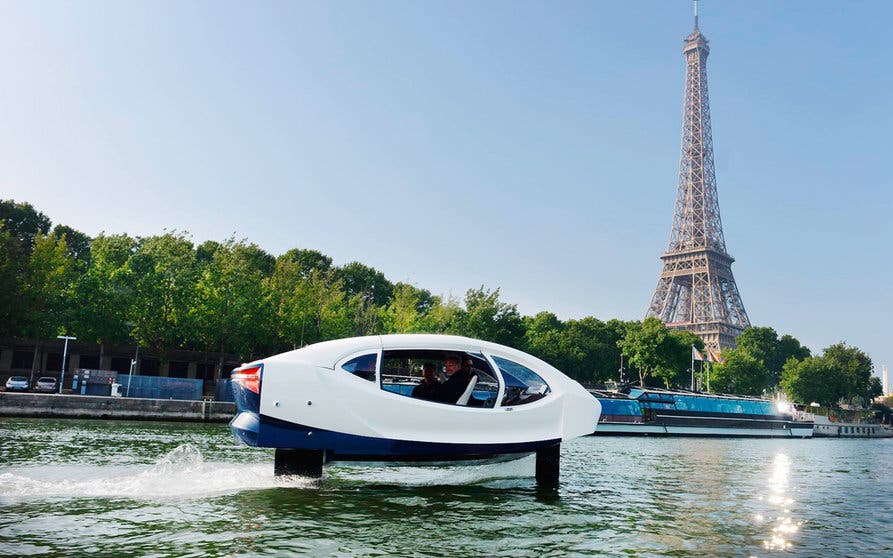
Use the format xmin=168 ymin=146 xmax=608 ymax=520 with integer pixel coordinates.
xmin=883 ymin=365 xmax=890 ymax=397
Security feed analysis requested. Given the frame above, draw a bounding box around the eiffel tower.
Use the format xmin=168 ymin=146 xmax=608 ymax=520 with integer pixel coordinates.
xmin=645 ymin=3 xmax=750 ymax=353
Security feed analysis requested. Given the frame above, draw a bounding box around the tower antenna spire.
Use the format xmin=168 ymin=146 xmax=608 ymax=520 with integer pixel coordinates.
xmin=694 ymin=0 xmax=699 ymax=31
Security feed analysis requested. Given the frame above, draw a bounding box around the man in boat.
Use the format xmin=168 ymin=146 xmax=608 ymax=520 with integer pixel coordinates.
xmin=435 ymin=354 xmax=476 ymax=404
xmin=411 ymin=362 xmax=440 ymax=401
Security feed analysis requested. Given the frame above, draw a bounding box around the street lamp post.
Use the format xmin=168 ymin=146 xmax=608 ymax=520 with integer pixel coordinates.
xmin=127 ymin=343 xmax=139 ymax=397
xmin=57 ymin=335 xmax=76 ymax=394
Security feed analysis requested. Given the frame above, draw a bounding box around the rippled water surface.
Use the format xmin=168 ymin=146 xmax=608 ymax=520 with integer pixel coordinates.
xmin=1 ymin=418 xmax=891 ymax=557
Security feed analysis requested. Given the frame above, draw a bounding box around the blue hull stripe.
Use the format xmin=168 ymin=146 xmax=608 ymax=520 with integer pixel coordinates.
xmin=230 ymin=412 xmax=559 ymax=461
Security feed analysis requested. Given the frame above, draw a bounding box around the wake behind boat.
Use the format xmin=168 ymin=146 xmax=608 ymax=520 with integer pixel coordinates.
xmin=229 ymin=334 xmax=601 ymax=486
xmin=591 ymin=387 xmax=813 ymax=438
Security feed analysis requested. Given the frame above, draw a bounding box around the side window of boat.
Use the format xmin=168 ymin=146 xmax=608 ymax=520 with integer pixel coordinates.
xmin=341 ymin=354 xmax=377 ymax=382
xmin=490 ymin=356 xmax=550 ymax=407
xmin=378 ymin=350 xmax=499 ymax=408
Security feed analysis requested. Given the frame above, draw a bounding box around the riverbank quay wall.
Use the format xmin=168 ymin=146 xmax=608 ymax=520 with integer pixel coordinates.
xmin=0 ymin=392 xmax=236 ymax=423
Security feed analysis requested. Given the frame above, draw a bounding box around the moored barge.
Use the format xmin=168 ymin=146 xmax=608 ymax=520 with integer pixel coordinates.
xmin=591 ymin=387 xmax=812 ymax=438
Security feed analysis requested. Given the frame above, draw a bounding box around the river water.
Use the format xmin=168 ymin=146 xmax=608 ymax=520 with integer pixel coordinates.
xmin=0 ymin=418 xmax=891 ymax=557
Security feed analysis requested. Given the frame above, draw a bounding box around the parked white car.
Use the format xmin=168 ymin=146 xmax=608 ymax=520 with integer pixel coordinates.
xmin=5 ymin=376 xmax=30 ymax=392
xmin=34 ymin=377 xmax=58 ymax=393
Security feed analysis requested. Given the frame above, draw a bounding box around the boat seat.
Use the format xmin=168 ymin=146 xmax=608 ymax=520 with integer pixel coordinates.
xmin=456 ymin=376 xmax=478 ymax=406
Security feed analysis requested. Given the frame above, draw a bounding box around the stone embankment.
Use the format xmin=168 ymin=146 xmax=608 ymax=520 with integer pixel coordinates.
xmin=0 ymin=392 xmax=236 ymax=422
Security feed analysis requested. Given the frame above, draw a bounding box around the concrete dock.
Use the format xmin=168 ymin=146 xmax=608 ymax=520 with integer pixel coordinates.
xmin=0 ymin=392 xmax=236 ymax=423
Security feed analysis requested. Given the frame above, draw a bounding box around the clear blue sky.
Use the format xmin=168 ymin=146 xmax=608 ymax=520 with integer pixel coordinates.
xmin=2 ymin=1 xmax=891 ymax=375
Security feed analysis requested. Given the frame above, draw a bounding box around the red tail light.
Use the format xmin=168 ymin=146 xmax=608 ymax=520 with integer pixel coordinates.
xmin=232 ymin=364 xmax=262 ymax=394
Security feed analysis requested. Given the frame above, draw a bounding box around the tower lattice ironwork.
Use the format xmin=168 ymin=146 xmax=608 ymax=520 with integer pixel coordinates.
xmin=645 ymin=6 xmax=750 ymax=353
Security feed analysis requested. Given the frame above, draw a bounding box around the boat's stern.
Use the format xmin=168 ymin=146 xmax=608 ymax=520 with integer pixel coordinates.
xmin=229 ymin=363 xmax=263 ymax=447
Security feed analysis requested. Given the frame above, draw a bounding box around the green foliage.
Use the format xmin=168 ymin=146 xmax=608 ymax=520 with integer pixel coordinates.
xmin=418 ymin=295 xmax=465 ymax=334
xmin=736 ymin=326 xmax=810 ymax=382
xmin=21 ymin=232 xmax=76 ymax=338
xmin=333 ymin=261 xmax=393 ymax=306
xmin=279 ymin=248 xmax=333 ymax=279
xmin=822 ymin=342 xmax=874 ymax=404
xmin=618 ymin=318 xmax=664 ymax=387
xmin=867 ymin=377 xmax=883 ymax=400
xmin=781 ymin=356 xmax=847 ymax=408
xmin=463 ymin=286 xmax=525 ymax=349
xmin=267 ymin=256 xmax=352 ymax=348
xmin=659 ymin=329 xmax=704 ymax=389
xmin=780 ymin=343 xmax=876 ymax=407
xmin=0 ymin=199 xmax=51 ymax=254
xmin=51 ymin=224 xmax=91 ymax=270
xmin=126 ymin=233 xmax=198 ymax=358
xmin=68 ymin=234 xmax=137 ymax=346
xmin=383 ymin=283 xmax=425 ymax=333
xmin=192 ymin=239 xmax=274 ymax=360
xmin=522 ymin=313 xmax=632 ymax=385
xmin=0 ymin=229 xmax=21 ymax=338
xmin=711 ymin=348 xmax=772 ymax=396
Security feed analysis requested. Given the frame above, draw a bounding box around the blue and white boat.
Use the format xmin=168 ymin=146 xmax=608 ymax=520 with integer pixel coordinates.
xmin=591 ymin=387 xmax=813 ymax=438
xmin=230 ymin=334 xmax=601 ymax=485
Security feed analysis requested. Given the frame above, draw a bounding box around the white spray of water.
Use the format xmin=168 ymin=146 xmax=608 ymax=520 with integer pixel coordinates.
xmin=0 ymin=445 xmax=536 ymax=503
xmin=0 ymin=444 xmax=312 ymax=502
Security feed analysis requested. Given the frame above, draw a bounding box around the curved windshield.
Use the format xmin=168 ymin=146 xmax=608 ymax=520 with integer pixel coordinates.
xmin=490 ymin=356 xmax=550 ymax=406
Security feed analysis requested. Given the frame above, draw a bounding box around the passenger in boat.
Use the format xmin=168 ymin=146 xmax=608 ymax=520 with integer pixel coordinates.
xmin=436 ymin=355 xmax=476 ymax=404
xmin=411 ymin=363 xmax=440 ymax=401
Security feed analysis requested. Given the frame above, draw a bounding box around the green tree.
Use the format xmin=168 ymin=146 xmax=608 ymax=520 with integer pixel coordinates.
xmin=0 ymin=229 xmax=21 ymax=337
xmin=524 ymin=311 xmax=567 ymax=370
xmin=279 ymin=248 xmax=333 ymax=279
xmin=51 ymin=224 xmax=92 ymax=271
xmin=383 ymin=283 xmax=427 ymax=333
xmin=267 ymin=256 xmax=352 ymax=348
xmin=711 ymin=348 xmax=772 ymax=396
xmin=781 ymin=356 xmax=847 ymax=408
xmin=736 ymin=326 xmax=810 ymax=383
xmin=867 ymin=376 xmax=883 ymax=401
xmin=823 ymin=342 xmax=874 ymax=405
xmin=618 ymin=318 xmax=667 ymax=387
xmin=774 ymin=334 xmax=811 ymax=371
xmin=68 ymin=234 xmax=137 ymax=355
xmin=0 ymin=199 xmax=51 ymax=254
xmin=558 ymin=317 xmax=632 ymax=385
xmin=126 ymin=233 xmax=198 ymax=362
xmin=659 ymin=329 xmax=705 ymax=390
xmin=463 ymin=286 xmax=526 ymax=349
xmin=21 ymin=232 xmax=75 ymax=339
xmin=333 ymin=261 xmax=393 ymax=306
xmin=19 ymin=232 xmax=77 ymax=377
xmin=419 ymin=295 xmax=465 ymax=334
xmin=193 ymin=239 xmax=274 ymax=365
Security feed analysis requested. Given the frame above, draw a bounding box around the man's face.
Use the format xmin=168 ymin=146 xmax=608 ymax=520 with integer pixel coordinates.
xmin=422 ymin=365 xmax=435 ymax=381
xmin=444 ymin=358 xmax=460 ymax=376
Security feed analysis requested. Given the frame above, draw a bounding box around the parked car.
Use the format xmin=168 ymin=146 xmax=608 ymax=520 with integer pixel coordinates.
xmin=5 ymin=376 xmax=30 ymax=392
xmin=34 ymin=377 xmax=58 ymax=393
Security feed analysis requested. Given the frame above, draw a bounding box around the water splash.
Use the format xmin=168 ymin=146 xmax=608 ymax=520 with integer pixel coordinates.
xmin=0 ymin=444 xmax=313 ymax=502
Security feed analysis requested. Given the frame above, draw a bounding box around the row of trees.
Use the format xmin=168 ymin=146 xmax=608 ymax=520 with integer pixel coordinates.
xmin=0 ymin=200 xmax=882 ymax=407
